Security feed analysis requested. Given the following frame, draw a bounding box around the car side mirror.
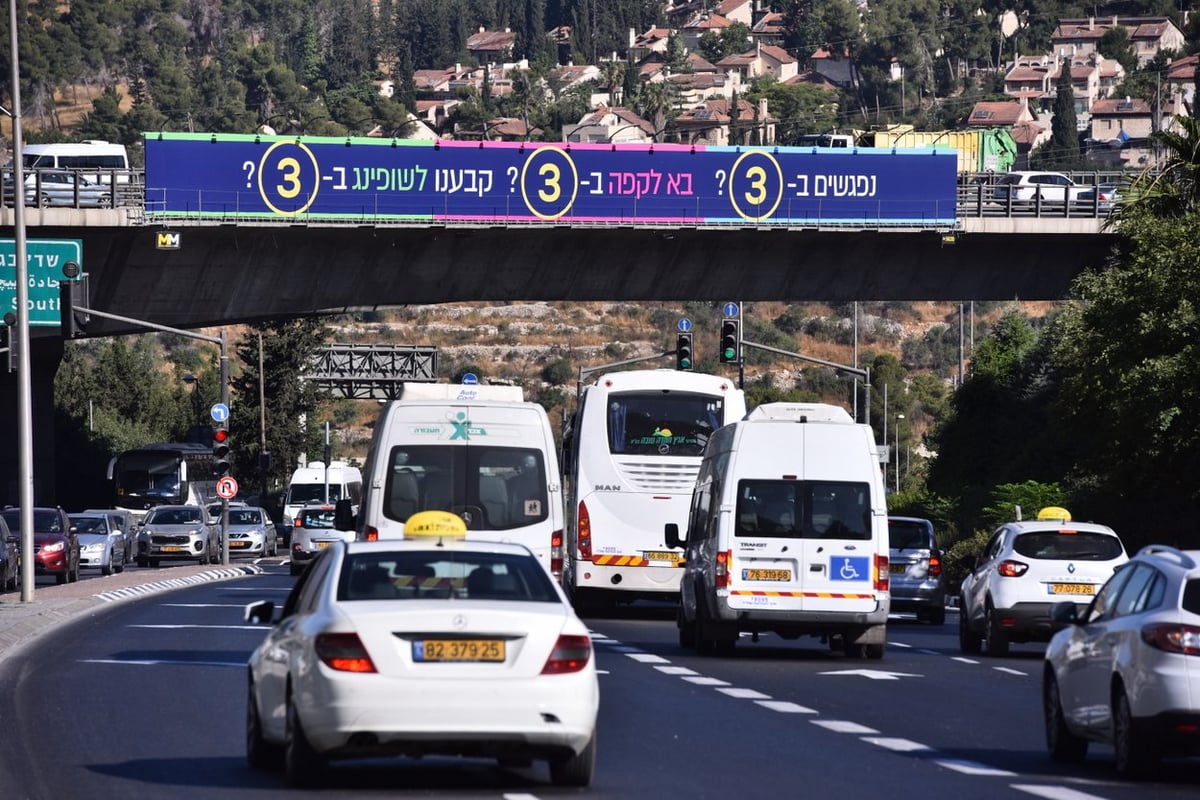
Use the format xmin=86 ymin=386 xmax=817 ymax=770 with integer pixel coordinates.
xmin=334 ymin=498 xmax=356 ymax=532
xmin=244 ymin=600 xmax=276 ymax=626
xmin=664 ymin=523 xmax=685 ymax=550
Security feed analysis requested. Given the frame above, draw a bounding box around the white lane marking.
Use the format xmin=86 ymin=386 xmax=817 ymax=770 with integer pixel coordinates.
xmin=126 ymin=624 xmax=264 ymax=630
xmin=756 ymin=700 xmax=817 ymax=714
xmin=994 ymin=667 xmax=1027 ymax=676
xmin=502 ymin=794 xmax=541 ymax=800
xmin=819 ymin=669 xmax=922 ymax=680
xmin=1011 ymin=785 xmax=1112 ymax=800
xmin=682 ymin=676 xmax=730 ymax=686
xmin=655 ymin=666 xmax=699 ymax=676
xmin=952 ymin=656 xmax=981 ymax=664
xmin=889 ymin=641 xmax=912 ymax=648
xmin=917 ymin=649 xmax=941 ymax=655
xmin=862 ymin=737 xmax=934 ymax=753
xmin=221 ymin=587 xmax=291 ymax=592
xmin=716 ymin=687 xmax=771 ymax=700
xmin=80 ymin=658 xmax=246 ymax=668
xmin=812 ymin=720 xmax=878 ymax=734
xmin=934 ymin=759 xmax=1017 ymax=777
xmin=626 ymin=653 xmax=669 ymax=664
xmin=161 ymin=603 xmax=247 ymax=608
xmin=609 ymin=646 xmax=643 ymax=653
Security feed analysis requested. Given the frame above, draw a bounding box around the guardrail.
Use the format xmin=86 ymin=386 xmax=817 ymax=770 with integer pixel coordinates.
xmin=0 ymin=167 xmax=1128 ymax=223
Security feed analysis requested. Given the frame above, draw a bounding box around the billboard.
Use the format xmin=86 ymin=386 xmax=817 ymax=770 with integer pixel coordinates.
xmin=144 ymin=133 xmax=957 ymax=226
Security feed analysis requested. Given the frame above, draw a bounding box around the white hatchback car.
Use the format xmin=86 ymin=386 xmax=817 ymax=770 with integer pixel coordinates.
xmin=1043 ymin=544 xmax=1200 ymax=778
xmin=959 ymin=507 xmax=1127 ymax=656
xmin=245 ymin=511 xmax=599 ymax=787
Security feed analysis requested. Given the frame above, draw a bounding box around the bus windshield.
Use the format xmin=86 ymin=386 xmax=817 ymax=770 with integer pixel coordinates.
xmin=113 ymin=451 xmax=185 ymax=503
xmin=606 ymin=392 xmax=724 ymax=457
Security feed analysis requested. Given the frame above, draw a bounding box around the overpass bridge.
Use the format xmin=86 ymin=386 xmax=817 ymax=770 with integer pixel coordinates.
xmin=0 ymin=153 xmax=1121 ymax=503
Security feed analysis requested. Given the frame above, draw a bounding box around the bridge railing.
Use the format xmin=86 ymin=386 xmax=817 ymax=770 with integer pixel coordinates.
xmin=0 ymin=166 xmax=1129 ymax=223
xmin=0 ymin=166 xmax=146 ymax=209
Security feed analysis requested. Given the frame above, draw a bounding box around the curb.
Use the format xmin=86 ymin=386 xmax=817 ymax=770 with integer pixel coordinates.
xmin=0 ymin=565 xmax=263 ymax=666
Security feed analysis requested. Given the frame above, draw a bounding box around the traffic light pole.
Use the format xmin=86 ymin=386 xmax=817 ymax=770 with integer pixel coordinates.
xmin=64 ymin=305 xmax=233 ymax=562
xmin=742 ymin=340 xmax=872 ymax=426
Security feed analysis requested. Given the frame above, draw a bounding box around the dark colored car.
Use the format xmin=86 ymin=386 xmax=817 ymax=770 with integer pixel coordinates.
xmin=887 ymin=516 xmax=947 ymax=624
xmin=0 ymin=507 xmax=79 ymax=584
xmin=0 ymin=515 xmax=18 ymax=591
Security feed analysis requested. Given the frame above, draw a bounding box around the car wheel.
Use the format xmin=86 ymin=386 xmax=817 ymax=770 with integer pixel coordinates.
xmin=548 ymin=733 xmax=595 ymax=787
xmin=985 ymin=604 xmax=1010 ymax=657
xmin=102 ymin=561 xmax=112 ymax=577
xmin=958 ymin=606 xmax=983 ymax=654
xmin=677 ymin=604 xmax=696 ymax=649
xmin=55 ymin=571 xmax=67 ymax=585
xmin=1044 ymin=670 xmax=1088 ymax=762
xmin=927 ymin=605 xmax=946 ymax=626
xmin=1113 ymin=685 xmax=1157 ymax=778
xmin=136 ymin=557 xmax=149 ymax=568
xmin=284 ymin=693 xmax=326 ymax=787
xmin=864 ymin=642 xmax=885 ymax=660
xmin=246 ymin=680 xmax=282 ymax=770
xmin=149 ymin=559 xmax=160 ymax=568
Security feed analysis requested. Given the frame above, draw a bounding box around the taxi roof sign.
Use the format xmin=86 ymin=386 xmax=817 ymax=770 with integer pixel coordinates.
xmin=405 ymin=510 xmax=467 ymax=538
xmin=1037 ymin=506 xmax=1072 ymax=522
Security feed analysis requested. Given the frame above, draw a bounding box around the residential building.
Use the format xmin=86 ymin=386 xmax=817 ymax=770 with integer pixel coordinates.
xmin=562 ymin=106 xmax=659 ymax=143
xmin=467 ymin=27 xmax=517 ymax=62
xmin=673 ymin=97 xmax=776 ymax=146
xmin=682 ymin=13 xmax=732 ymax=53
xmin=716 ymin=0 xmax=755 ymax=26
xmin=750 ymin=12 xmax=786 ymax=48
xmin=1166 ymin=53 xmax=1198 ymax=111
xmin=1050 ymin=16 xmax=1186 ymax=67
xmin=629 ymin=27 xmax=673 ymax=60
xmin=718 ymin=42 xmax=799 ymax=83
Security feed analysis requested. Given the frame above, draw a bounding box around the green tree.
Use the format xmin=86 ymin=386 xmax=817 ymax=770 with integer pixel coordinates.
xmin=1124 ymin=114 xmax=1200 ymax=218
xmin=1033 ymin=58 xmax=1081 ymax=169
xmin=1098 ymin=26 xmax=1138 ymax=74
xmin=229 ymin=319 xmax=332 ymax=503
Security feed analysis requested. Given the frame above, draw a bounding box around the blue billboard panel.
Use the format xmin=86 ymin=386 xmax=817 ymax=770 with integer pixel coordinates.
xmin=144 ymin=133 xmax=957 ymax=226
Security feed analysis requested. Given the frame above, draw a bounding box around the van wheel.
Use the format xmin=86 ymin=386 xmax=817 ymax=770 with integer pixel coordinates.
xmin=677 ymin=606 xmax=697 ymax=649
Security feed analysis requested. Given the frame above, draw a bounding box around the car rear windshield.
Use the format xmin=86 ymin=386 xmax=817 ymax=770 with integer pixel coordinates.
xmin=337 ymin=550 xmax=560 ymax=602
xmin=299 ymin=509 xmax=336 ymax=528
xmin=1012 ymin=531 xmax=1125 ymax=560
xmin=889 ymin=520 xmax=932 ymax=550
xmin=736 ymin=480 xmax=872 ymax=540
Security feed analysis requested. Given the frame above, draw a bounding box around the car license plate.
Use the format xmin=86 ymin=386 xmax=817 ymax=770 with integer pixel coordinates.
xmin=1049 ymin=583 xmax=1094 ymax=595
xmin=644 ymin=551 xmax=680 ymax=562
xmin=162 ymin=546 xmax=184 ymax=553
xmin=317 ymin=541 xmax=333 ymax=549
xmin=889 ymin=564 xmax=907 ymax=574
xmin=743 ymin=569 xmax=791 ymax=581
xmin=229 ymin=541 xmax=247 ymax=548
xmin=414 ymin=639 xmax=505 ymax=662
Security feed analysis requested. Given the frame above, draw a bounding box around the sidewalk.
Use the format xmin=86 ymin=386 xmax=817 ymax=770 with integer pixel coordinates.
xmin=0 ymin=561 xmax=270 ymax=664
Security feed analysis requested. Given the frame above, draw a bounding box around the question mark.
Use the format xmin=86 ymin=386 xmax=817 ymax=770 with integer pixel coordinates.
xmin=243 ymin=160 xmax=256 ymax=189
xmin=507 ymin=166 xmax=518 ymax=193
xmin=715 ymin=169 xmax=727 ymax=196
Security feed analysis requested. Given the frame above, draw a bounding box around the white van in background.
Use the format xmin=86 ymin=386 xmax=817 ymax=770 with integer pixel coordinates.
xmin=347 ymin=383 xmax=565 ymax=572
xmin=20 ymin=141 xmax=133 ymax=184
xmin=666 ymin=402 xmax=891 ymax=657
xmin=282 ymin=461 xmax=363 ymax=527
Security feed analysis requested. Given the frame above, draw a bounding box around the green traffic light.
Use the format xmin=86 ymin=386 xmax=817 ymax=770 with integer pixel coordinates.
xmin=722 ymin=347 xmax=736 ymax=361
xmin=680 ymin=358 xmax=692 ymax=369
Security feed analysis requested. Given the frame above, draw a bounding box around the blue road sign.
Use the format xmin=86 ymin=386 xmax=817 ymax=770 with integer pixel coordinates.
xmin=722 ymin=302 xmax=739 ymax=318
xmin=678 ymin=318 xmax=692 ymax=332
xmin=210 ymin=403 xmax=230 ymax=423
xmin=461 ymin=373 xmax=479 ymax=385
xmin=0 ymin=239 xmax=83 ymax=327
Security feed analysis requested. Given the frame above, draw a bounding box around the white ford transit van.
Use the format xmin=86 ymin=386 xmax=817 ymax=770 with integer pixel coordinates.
xmin=665 ymin=402 xmax=890 ymax=657
xmin=349 ymin=383 xmax=565 ymax=572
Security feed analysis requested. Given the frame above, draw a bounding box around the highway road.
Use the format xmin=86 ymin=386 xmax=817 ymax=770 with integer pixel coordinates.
xmin=0 ymin=563 xmax=1196 ymax=799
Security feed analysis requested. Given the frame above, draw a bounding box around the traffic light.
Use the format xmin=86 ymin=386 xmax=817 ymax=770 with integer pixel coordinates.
xmin=675 ymin=332 xmax=693 ymax=371
xmin=213 ymin=425 xmax=232 ymax=477
xmin=59 ymin=262 xmax=89 ymax=339
xmin=719 ymin=319 xmax=741 ymax=364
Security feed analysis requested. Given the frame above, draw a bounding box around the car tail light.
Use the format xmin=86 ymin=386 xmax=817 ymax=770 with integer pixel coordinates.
xmin=875 ymin=554 xmax=889 ymax=592
xmin=315 ymin=633 xmax=377 ymax=673
xmin=997 ymin=559 xmax=1028 ymax=577
xmin=1141 ymin=623 xmax=1200 ymax=656
xmin=928 ymin=553 xmax=942 ymax=578
xmin=541 ymin=634 xmax=592 ymax=674
xmin=577 ymin=501 xmax=592 ymax=560
xmin=550 ymin=528 xmax=564 ymax=580
xmin=715 ymin=550 xmax=731 ymax=588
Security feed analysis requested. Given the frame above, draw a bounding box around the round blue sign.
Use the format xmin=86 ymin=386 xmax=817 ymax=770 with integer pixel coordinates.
xmin=210 ymin=403 xmax=230 ymax=423
xmin=677 ymin=318 xmax=692 ymax=332
xmin=723 ymin=302 xmax=739 ymax=318
xmin=461 ymin=373 xmax=479 ymax=385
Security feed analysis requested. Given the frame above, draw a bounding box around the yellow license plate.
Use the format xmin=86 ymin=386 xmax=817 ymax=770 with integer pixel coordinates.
xmin=415 ymin=639 xmax=505 ymax=662
xmin=645 ymin=551 xmax=680 ymax=562
xmin=161 ymin=546 xmax=184 ymax=553
xmin=1050 ymin=583 xmax=1094 ymax=595
xmin=229 ymin=541 xmax=247 ymax=548
xmin=889 ymin=564 xmax=907 ymax=573
xmin=317 ymin=541 xmax=333 ymax=548
xmin=743 ymin=569 xmax=791 ymax=581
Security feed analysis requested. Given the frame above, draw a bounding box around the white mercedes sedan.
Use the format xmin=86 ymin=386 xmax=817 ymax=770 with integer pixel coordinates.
xmin=244 ymin=512 xmax=599 ymax=788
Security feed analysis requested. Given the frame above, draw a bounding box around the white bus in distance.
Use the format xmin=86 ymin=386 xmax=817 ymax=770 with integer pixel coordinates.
xmin=560 ymin=369 xmax=746 ymax=611
xmin=18 ymin=141 xmax=133 ymax=185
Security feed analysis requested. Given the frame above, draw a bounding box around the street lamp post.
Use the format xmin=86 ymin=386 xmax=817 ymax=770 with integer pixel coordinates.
xmin=895 ymin=414 xmax=904 ymax=494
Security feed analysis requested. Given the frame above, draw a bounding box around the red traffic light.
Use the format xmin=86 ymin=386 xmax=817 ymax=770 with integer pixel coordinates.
xmin=213 ymin=427 xmax=230 ymax=444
